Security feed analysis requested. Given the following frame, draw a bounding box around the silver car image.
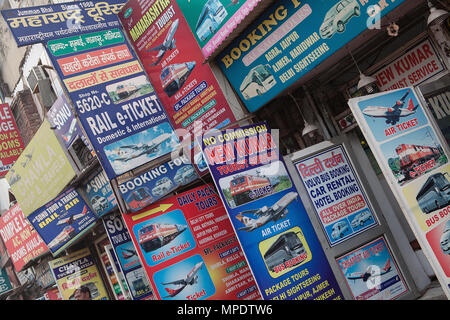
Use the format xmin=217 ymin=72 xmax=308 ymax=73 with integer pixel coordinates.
xmin=320 ymin=0 xmax=360 ymax=39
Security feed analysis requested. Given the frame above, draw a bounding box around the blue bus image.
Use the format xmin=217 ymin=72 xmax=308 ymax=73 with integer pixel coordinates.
xmin=195 ymin=0 xmax=228 ymax=42
xmin=416 ymin=172 xmax=450 ymax=214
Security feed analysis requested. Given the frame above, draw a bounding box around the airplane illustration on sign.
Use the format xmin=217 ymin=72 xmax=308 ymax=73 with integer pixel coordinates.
xmin=121 ymin=248 xmax=137 ymax=259
xmin=346 ymin=259 xmax=392 ymax=282
xmin=56 ymin=205 xmax=88 ymax=226
xmin=362 ymin=89 xmax=419 ymax=125
xmin=162 ymin=262 xmax=203 ymax=298
xmin=112 ymin=133 xmax=172 ymax=163
xmin=236 ymin=192 xmax=299 ymax=232
xmin=147 ymin=19 xmax=179 ymax=66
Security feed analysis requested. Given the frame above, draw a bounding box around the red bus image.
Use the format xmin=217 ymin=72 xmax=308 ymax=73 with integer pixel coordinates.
xmin=126 ymin=187 xmax=154 ymax=212
xmin=160 ymin=61 xmax=196 ymax=97
xmin=138 ymin=223 xmax=187 ymax=253
xmin=395 ymin=144 xmax=441 ymax=180
xmin=230 ymin=174 xmax=273 ymax=206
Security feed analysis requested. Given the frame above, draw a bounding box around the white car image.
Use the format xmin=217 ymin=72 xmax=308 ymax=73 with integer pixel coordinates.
xmin=440 ymin=220 xmax=450 ymax=255
xmin=91 ymin=195 xmax=108 ymax=213
xmin=320 ymin=0 xmax=360 ymax=39
xmin=331 ymin=220 xmax=349 ymax=240
xmin=351 ymin=211 xmax=373 ymax=228
xmin=152 ymin=177 xmax=174 ymax=197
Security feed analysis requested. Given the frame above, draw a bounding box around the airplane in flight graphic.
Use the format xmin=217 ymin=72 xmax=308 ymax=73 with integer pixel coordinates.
xmin=362 ymin=89 xmax=419 ymax=125
xmin=121 ymin=248 xmax=137 ymax=259
xmin=162 ymin=262 xmax=204 ymax=298
xmin=112 ymin=133 xmax=172 ymax=163
xmin=346 ymin=259 xmax=392 ymax=283
xmin=56 ymin=205 xmax=89 ymax=226
xmin=236 ymin=192 xmax=299 ymax=232
xmin=147 ymin=19 xmax=179 ymax=66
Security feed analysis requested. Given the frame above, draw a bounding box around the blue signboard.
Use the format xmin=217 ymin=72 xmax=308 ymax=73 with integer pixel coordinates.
xmin=28 ymin=188 xmax=98 ymax=256
xmin=1 ymin=0 xmax=127 ymax=47
xmin=103 ymin=213 xmax=154 ymax=300
xmin=199 ymin=122 xmax=343 ymax=300
xmin=0 ymin=268 xmax=12 ymax=295
xmin=119 ymin=155 xmax=199 ymax=213
xmin=84 ymin=170 xmax=118 ymax=217
xmin=217 ymin=0 xmax=406 ymax=112
xmin=45 ymin=28 xmax=179 ymax=180
xmin=47 ymin=94 xmax=84 ymax=149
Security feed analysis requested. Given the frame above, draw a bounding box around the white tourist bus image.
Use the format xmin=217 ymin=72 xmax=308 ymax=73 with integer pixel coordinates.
xmin=239 ymin=65 xmax=277 ymax=100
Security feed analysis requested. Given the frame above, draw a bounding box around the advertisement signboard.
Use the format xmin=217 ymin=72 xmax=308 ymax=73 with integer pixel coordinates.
xmin=121 ymin=184 xmax=261 ymax=300
xmin=217 ymin=0 xmax=406 ymax=112
xmin=372 ymin=39 xmax=444 ymax=92
xmin=6 ymin=119 xmax=76 ymax=217
xmin=84 ymin=170 xmax=118 ymax=217
xmin=294 ymin=145 xmax=377 ymax=246
xmin=175 ymin=0 xmax=262 ymax=58
xmin=27 ymin=187 xmax=98 ymax=256
xmin=47 ymin=94 xmax=84 ymax=149
xmin=45 ymin=28 xmax=179 ymax=180
xmin=1 ymin=0 xmax=127 ymax=47
xmin=49 ymin=248 xmax=109 ymax=300
xmin=336 ymin=236 xmax=408 ymax=300
xmin=348 ymin=87 xmax=450 ymax=298
xmin=0 ymin=268 xmax=12 ymax=295
xmin=103 ymin=213 xmax=154 ymax=300
xmin=199 ymin=122 xmax=343 ymax=300
xmin=0 ymin=103 xmax=25 ymax=177
xmin=0 ymin=204 xmax=48 ymax=272
xmin=118 ymin=0 xmax=237 ymax=171
xmin=118 ymin=155 xmax=198 ymax=213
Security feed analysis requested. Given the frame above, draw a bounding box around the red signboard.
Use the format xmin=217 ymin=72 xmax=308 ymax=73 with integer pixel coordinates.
xmin=0 ymin=103 xmax=25 ymax=177
xmin=121 ymin=184 xmax=261 ymax=300
xmin=0 ymin=204 xmax=49 ymax=272
xmin=118 ymin=0 xmax=237 ymax=173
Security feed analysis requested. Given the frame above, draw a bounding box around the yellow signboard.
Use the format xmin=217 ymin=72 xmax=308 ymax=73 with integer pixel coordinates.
xmin=49 ymin=248 xmax=109 ymax=300
xmin=6 ymin=119 xmax=76 ymax=216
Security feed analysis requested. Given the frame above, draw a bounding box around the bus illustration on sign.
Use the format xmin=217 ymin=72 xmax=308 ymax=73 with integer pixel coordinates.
xmin=319 ymin=0 xmax=360 ymax=39
xmin=263 ymin=231 xmax=307 ymax=274
xmin=160 ymin=62 xmax=196 ymax=97
xmin=126 ymin=187 xmax=154 ymax=212
xmin=416 ymin=172 xmax=450 ymax=214
xmin=195 ymin=0 xmax=228 ymax=42
xmin=138 ymin=223 xmax=187 ymax=253
xmin=239 ymin=65 xmax=276 ymax=100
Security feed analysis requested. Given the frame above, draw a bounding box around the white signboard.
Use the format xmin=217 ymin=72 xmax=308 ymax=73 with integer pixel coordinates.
xmin=372 ymin=39 xmax=445 ymax=91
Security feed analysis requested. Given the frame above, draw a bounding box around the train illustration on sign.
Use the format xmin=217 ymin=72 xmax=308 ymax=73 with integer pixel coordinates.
xmin=230 ymin=173 xmax=273 ymax=206
xmin=138 ymin=222 xmax=187 ymax=253
xmin=394 ymin=144 xmax=441 ymax=180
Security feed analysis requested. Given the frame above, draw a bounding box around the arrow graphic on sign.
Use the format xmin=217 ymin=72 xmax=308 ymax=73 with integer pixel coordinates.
xmin=131 ymin=204 xmax=174 ymax=221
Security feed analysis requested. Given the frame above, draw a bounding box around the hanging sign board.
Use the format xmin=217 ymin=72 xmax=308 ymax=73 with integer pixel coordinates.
xmin=0 ymin=204 xmax=49 ymax=272
xmin=45 ymin=28 xmax=179 ymax=181
xmin=0 ymin=103 xmax=25 ymax=177
xmin=199 ymin=122 xmax=344 ymax=300
xmin=103 ymin=213 xmax=154 ymax=300
xmin=336 ymin=236 xmax=408 ymax=300
xmin=294 ymin=145 xmax=378 ymax=246
xmin=6 ymin=119 xmax=76 ymax=217
xmin=121 ymin=184 xmax=261 ymax=300
xmin=217 ymin=0 xmax=406 ymax=112
xmin=348 ymin=87 xmax=450 ymax=299
xmin=1 ymin=0 xmax=127 ymax=47
xmin=28 ymin=188 xmax=98 ymax=256
xmin=49 ymin=248 xmax=109 ymax=300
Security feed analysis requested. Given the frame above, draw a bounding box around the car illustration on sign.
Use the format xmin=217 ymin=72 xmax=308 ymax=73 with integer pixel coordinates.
xmin=174 ymin=166 xmax=197 ymax=185
xmin=440 ymin=220 xmax=450 ymax=255
xmin=91 ymin=195 xmax=108 ymax=213
xmin=152 ymin=177 xmax=174 ymax=197
xmin=331 ymin=220 xmax=350 ymax=240
xmin=351 ymin=210 xmax=373 ymax=228
xmin=319 ymin=0 xmax=360 ymax=39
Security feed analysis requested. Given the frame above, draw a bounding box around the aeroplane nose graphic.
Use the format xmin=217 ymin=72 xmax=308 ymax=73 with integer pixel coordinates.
xmin=177 ymin=224 xmax=187 ymax=232
xmin=186 ymin=61 xmax=196 ymax=71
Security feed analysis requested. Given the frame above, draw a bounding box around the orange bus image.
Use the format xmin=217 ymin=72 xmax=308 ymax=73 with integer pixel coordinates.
xmin=138 ymin=222 xmax=187 ymax=253
xmin=160 ymin=61 xmax=196 ymax=97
